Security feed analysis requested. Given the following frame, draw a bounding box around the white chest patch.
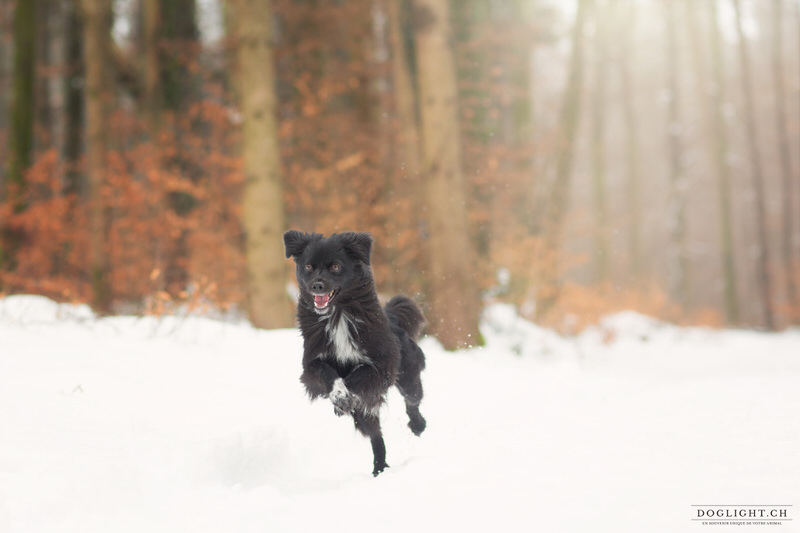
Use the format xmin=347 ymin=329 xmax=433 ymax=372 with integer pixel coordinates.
xmin=326 ymin=313 xmax=366 ymax=365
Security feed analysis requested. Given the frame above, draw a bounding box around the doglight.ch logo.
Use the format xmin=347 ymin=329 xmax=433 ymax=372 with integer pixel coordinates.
xmin=692 ymin=505 xmax=793 ymax=526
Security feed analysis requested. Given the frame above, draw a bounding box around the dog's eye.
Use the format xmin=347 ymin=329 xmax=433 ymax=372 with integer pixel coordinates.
xmin=329 ymin=263 xmax=341 ymax=273
xmin=304 ymin=264 xmax=313 ymax=272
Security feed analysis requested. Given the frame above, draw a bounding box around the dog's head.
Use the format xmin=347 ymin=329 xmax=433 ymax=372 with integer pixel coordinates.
xmin=283 ymin=230 xmax=373 ymax=314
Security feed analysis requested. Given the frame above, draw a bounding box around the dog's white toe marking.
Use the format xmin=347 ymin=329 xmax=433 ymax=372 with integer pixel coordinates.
xmin=330 ymin=378 xmax=348 ymax=401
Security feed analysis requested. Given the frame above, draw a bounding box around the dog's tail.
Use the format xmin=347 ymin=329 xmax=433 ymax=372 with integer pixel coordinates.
xmin=385 ymin=295 xmax=426 ymax=341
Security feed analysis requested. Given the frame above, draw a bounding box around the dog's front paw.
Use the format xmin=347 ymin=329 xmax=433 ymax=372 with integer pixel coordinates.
xmin=330 ymin=378 xmax=356 ymax=416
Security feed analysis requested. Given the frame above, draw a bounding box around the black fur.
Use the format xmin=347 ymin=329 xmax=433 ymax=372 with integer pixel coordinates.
xmin=283 ymin=230 xmax=427 ymax=476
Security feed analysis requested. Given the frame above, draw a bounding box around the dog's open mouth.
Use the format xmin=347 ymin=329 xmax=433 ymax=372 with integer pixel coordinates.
xmin=313 ymin=291 xmax=335 ymax=310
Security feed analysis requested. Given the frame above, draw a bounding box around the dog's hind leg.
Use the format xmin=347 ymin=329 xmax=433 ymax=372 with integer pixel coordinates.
xmin=353 ymin=410 xmax=388 ymax=476
xmin=396 ymin=365 xmax=426 ymax=436
xmin=396 ymin=381 xmax=426 ymax=436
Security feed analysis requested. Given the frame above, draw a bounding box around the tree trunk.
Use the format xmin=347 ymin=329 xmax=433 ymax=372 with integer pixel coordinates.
xmin=489 ymin=0 xmax=533 ymax=250
xmin=686 ymin=0 xmax=739 ymax=324
xmin=387 ymin=0 xmax=424 ymax=289
xmin=389 ymin=0 xmax=422 ymax=196
xmin=710 ymin=0 xmax=739 ymax=324
xmin=771 ymin=0 xmax=797 ymax=321
xmin=733 ymin=0 xmax=775 ymax=329
xmin=6 ymin=0 xmax=35 ymax=211
xmin=35 ymin=0 xmax=52 ymax=151
xmin=143 ymin=0 xmax=162 ymax=136
xmin=2 ymin=0 xmax=36 ymax=275
xmin=82 ymin=0 xmax=112 ymax=312
xmin=161 ymin=0 xmax=197 ymax=112
xmin=63 ymin=0 xmax=84 ymax=197
xmin=545 ymin=0 xmax=587 ymax=236
xmin=412 ymin=0 xmax=481 ymax=349
xmin=664 ymin=0 xmax=689 ymax=310
xmin=537 ymin=0 xmax=588 ymax=316
xmin=0 ymin=0 xmax=9 ymax=136
xmin=159 ymin=0 xmax=199 ymax=296
xmin=234 ymin=0 xmax=293 ymax=329
xmin=618 ymin=0 xmax=642 ymax=284
xmin=591 ymin=0 xmax=609 ymax=284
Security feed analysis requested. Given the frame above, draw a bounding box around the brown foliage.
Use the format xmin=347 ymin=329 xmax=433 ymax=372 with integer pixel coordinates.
xmin=0 ymin=149 xmax=89 ymax=301
xmin=1 ymin=91 xmax=245 ymax=313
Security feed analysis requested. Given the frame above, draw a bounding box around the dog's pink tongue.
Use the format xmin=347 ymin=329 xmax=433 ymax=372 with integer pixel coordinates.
xmin=314 ymin=294 xmax=330 ymax=308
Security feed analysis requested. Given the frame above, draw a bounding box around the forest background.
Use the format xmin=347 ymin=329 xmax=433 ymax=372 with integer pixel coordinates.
xmin=0 ymin=0 xmax=798 ymax=349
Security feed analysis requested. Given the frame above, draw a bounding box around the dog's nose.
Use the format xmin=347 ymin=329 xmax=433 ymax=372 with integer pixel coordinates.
xmin=311 ymin=281 xmax=325 ymax=293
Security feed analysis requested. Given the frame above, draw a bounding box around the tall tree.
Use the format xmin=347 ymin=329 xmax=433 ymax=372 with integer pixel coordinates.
xmin=387 ymin=0 xmax=424 ymax=289
xmin=81 ymin=0 xmax=112 ymax=312
xmin=2 ymin=0 xmax=36 ymax=273
xmin=388 ymin=0 xmax=422 ymax=201
xmin=487 ymin=0 xmax=535 ymax=249
xmin=412 ymin=0 xmax=481 ymax=349
xmin=0 ymin=0 xmax=8 ymax=136
xmin=686 ymin=0 xmax=739 ymax=323
xmin=156 ymin=0 xmax=199 ymax=296
xmin=618 ymin=0 xmax=642 ymax=283
xmin=6 ymin=0 xmax=35 ymax=204
xmin=63 ymin=0 xmax=84 ymax=196
xmin=771 ymin=0 xmax=797 ymax=319
xmin=34 ymin=0 xmax=52 ymax=150
xmin=536 ymin=0 xmax=589 ymax=316
xmin=591 ymin=0 xmax=610 ymax=284
xmin=161 ymin=0 xmax=197 ymax=112
xmin=234 ymin=0 xmax=293 ymax=328
xmin=664 ymin=0 xmax=688 ymax=309
xmin=710 ymin=0 xmax=739 ymax=324
xmin=143 ymin=0 xmax=162 ymax=136
xmin=545 ymin=0 xmax=588 ymax=237
xmin=733 ymin=0 xmax=775 ymax=329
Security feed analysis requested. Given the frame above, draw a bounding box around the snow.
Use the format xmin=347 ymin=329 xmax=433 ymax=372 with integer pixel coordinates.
xmin=1 ymin=296 xmax=798 ymax=533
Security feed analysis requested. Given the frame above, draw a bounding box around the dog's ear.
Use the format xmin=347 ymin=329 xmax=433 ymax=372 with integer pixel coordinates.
xmin=340 ymin=232 xmax=373 ymax=265
xmin=283 ymin=230 xmax=312 ymax=260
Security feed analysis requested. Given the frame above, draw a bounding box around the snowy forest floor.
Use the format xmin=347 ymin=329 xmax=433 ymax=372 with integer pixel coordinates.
xmin=1 ymin=296 xmax=798 ymax=532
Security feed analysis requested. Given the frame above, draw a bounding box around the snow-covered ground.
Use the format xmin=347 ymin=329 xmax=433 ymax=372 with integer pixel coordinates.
xmin=1 ymin=296 xmax=798 ymax=532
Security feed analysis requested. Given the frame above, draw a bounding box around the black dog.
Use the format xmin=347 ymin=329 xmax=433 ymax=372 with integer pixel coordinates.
xmin=283 ymin=230 xmax=427 ymax=476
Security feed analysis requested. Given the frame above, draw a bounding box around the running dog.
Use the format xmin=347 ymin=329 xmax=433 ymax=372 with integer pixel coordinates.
xmin=283 ymin=230 xmax=427 ymax=476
